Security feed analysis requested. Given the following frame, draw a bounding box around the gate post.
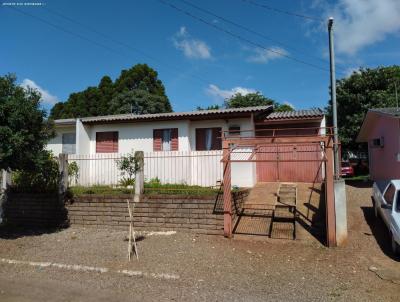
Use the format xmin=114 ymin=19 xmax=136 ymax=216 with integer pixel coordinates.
xmin=325 ymin=141 xmax=336 ymax=247
xmin=134 ymin=151 xmax=144 ymax=202
xmin=58 ymin=154 xmax=68 ymax=196
xmin=222 ymin=141 xmax=232 ymax=237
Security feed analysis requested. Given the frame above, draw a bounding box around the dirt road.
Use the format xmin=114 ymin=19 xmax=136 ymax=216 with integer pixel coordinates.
xmin=0 ymin=182 xmax=399 ymax=301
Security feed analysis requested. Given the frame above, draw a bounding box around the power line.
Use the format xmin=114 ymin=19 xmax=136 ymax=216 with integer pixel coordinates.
xmin=240 ymin=0 xmax=324 ymax=22
xmin=177 ymin=0 xmax=329 ymax=65
xmin=159 ymin=0 xmax=331 ymax=73
xmin=6 ymin=6 xmax=210 ymax=86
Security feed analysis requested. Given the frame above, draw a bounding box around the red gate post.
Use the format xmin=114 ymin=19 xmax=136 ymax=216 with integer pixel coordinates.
xmin=325 ymin=140 xmax=337 ymax=247
xmin=222 ymin=140 xmax=232 ymax=238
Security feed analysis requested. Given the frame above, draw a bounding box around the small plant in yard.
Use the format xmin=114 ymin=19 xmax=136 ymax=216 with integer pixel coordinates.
xmin=119 ymin=177 xmax=135 ymax=187
xmin=116 ymin=151 xmax=139 ymax=188
xmin=68 ymin=161 xmax=79 ymax=184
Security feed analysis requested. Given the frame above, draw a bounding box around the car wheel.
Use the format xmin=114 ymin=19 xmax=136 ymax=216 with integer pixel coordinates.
xmin=391 ymin=233 xmax=400 ymax=256
xmin=373 ymin=200 xmax=379 ymax=219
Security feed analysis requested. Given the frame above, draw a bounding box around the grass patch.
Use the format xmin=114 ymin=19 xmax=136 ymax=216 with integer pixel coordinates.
xmin=69 ymin=183 xmax=224 ymax=196
xmin=344 ymin=175 xmax=369 ymax=181
xmin=69 ymin=185 xmax=134 ymax=196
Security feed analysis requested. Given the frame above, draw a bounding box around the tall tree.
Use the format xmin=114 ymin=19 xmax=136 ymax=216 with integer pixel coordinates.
xmin=0 ymin=74 xmax=55 ymax=171
xmin=50 ymin=64 xmax=172 ymax=119
xmin=109 ymin=90 xmax=172 ymax=115
xmin=224 ymin=92 xmax=294 ymax=112
xmin=326 ymin=65 xmax=400 ymax=151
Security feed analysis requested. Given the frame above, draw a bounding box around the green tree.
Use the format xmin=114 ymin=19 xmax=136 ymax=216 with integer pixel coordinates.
xmin=196 ymin=104 xmax=221 ymax=110
xmin=224 ymin=92 xmax=294 ymax=112
xmin=109 ymin=90 xmax=172 ymax=115
xmin=0 ymin=74 xmax=55 ymax=172
xmin=326 ymin=65 xmax=400 ymax=151
xmin=50 ymin=64 xmax=172 ymax=119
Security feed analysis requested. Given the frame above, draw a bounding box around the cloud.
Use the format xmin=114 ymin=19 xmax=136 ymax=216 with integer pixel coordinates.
xmin=318 ymin=0 xmax=400 ymax=55
xmin=283 ymin=101 xmax=295 ymax=109
xmin=206 ymin=84 xmax=257 ymax=101
xmin=247 ymin=47 xmax=289 ymax=63
xmin=344 ymin=66 xmax=361 ymax=78
xmin=20 ymin=79 xmax=58 ymax=105
xmin=173 ymin=26 xmax=212 ymax=59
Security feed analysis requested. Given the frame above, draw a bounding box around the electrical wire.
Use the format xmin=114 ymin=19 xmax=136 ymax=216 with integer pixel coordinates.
xmin=159 ymin=0 xmax=332 ymax=73
xmin=240 ymin=0 xmax=324 ymax=22
xmin=6 ymin=6 xmax=211 ymax=85
xmin=177 ymin=0 xmax=329 ymax=65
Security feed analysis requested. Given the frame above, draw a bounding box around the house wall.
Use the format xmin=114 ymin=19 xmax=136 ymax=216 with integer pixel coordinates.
xmin=188 ymin=118 xmax=256 ymax=187
xmin=76 ymin=119 xmax=91 ymax=154
xmin=46 ymin=125 xmax=76 ymax=156
xmin=368 ymin=116 xmax=400 ymax=180
xmin=86 ymin=120 xmax=191 ymax=153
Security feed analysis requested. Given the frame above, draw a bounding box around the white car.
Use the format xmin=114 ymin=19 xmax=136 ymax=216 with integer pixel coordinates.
xmin=372 ymin=180 xmax=400 ymax=255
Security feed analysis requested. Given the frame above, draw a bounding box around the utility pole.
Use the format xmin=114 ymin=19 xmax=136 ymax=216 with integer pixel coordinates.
xmin=328 ymin=17 xmax=340 ymax=180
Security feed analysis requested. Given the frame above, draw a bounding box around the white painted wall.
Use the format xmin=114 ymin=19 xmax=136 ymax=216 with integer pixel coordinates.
xmin=46 ymin=125 xmax=76 ymax=156
xmin=76 ymin=119 xmax=91 ymax=154
xmin=87 ymin=120 xmax=191 ymax=153
xmin=53 ymin=117 xmax=256 ymax=188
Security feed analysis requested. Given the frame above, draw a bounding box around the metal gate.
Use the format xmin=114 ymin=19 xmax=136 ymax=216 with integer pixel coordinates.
xmin=256 ymin=144 xmax=323 ymax=182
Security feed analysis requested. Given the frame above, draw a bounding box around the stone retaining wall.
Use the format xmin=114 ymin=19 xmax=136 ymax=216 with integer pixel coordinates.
xmin=3 ymin=192 xmax=67 ymax=228
xmin=2 ymin=190 xmax=249 ymax=235
xmin=67 ymin=194 xmax=224 ymax=235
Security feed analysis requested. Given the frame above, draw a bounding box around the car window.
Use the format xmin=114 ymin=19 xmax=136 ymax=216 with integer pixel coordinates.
xmin=384 ymin=184 xmax=395 ymax=205
xmin=341 ymin=162 xmax=350 ymax=167
xmin=396 ymin=193 xmax=400 ymax=212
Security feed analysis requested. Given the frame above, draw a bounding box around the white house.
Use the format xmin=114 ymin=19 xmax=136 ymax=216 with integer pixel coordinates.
xmin=47 ymin=106 xmax=325 ymax=187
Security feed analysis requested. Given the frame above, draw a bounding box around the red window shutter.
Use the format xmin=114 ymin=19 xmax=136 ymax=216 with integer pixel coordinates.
xmin=153 ymin=129 xmax=163 ymax=151
xmin=171 ymin=128 xmax=179 ymax=151
xmin=96 ymin=132 xmax=118 ymax=153
xmin=211 ymin=128 xmax=222 ymax=150
xmin=196 ymin=128 xmax=206 ymax=151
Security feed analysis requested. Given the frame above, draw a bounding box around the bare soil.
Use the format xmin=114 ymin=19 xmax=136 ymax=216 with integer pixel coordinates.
xmin=0 ymin=182 xmax=399 ymax=301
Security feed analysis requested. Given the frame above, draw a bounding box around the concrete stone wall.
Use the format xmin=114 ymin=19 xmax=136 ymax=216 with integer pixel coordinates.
xmin=3 ymin=192 xmax=67 ymax=228
xmin=67 ymin=195 xmax=225 ymax=235
xmin=2 ymin=190 xmax=249 ymax=235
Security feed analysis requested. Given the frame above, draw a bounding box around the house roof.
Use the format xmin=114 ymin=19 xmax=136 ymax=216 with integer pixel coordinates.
xmin=262 ymin=108 xmax=324 ymax=121
xmin=53 ymin=106 xmax=325 ymax=126
xmin=369 ymin=107 xmax=400 ymax=117
xmin=357 ymin=107 xmax=400 ymax=142
xmin=54 ymin=106 xmax=273 ymax=125
xmin=52 ymin=118 xmax=76 ymax=126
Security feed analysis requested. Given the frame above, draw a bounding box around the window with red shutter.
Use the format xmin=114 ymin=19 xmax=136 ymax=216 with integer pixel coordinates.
xmin=153 ymin=129 xmax=163 ymax=151
xmin=96 ymin=131 xmax=118 ymax=153
xmin=170 ymin=128 xmax=179 ymax=151
xmin=196 ymin=127 xmax=222 ymax=150
xmin=153 ymin=128 xmax=178 ymax=151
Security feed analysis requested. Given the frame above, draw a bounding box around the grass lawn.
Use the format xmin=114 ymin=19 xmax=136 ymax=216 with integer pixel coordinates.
xmin=69 ymin=183 xmax=222 ymax=196
xmin=344 ymin=175 xmax=369 ymax=182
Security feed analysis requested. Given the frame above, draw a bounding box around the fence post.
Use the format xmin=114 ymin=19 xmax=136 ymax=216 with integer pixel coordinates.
xmin=58 ymin=154 xmax=68 ymax=198
xmin=0 ymin=170 xmax=11 ymax=225
xmin=134 ymin=151 xmax=144 ymax=202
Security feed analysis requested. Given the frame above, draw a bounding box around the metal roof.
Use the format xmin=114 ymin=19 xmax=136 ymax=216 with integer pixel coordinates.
xmin=357 ymin=107 xmax=400 ymax=142
xmin=369 ymin=107 xmax=400 ymax=117
xmin=54 ymin=118 xmax=76 ymax=126
xmin=75 ymin=105 xmax=272 ymax=123
xmin=263 ymin=108 xmax=324 ymax=120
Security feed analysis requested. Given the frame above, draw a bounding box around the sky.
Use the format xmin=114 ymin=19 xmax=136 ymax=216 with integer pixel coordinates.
xmin=1 ymin=0 xmax=399 ymax=113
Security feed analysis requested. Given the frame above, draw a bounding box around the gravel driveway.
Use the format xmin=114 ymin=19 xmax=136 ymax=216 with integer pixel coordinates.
xmin=0 ymin=182 xmax=399 ymax=301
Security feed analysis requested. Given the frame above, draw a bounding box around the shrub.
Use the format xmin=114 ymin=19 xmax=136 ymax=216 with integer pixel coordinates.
xmin=11 ymin=151 xmax=59 ymax=192
xmin=116 ymin=151 xmax=139 ymax=187
xmin=68 ymin=161 xmax=79 ymax=184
